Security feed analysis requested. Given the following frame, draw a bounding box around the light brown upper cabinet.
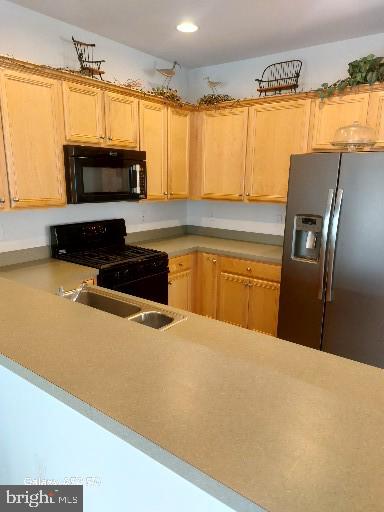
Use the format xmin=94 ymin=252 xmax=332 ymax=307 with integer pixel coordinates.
xmin=200 ymin=107 xmax=248 ymax=200
xmin=246 ymin=99 xmax=311 ymax=202
xmin=168 ymin=108 xmax=190 ymax=199
xmin=63 ymin=82 xmax=139 ymax=147
xmin=0 ymin=70 xmax=65 ymax=208
xmin=104 ymin=91 xmax=138 ymax=147
xmin=0 ymin=114 xmax=9 ymax=209
xmin=139 ymin=101 xmax=168 ymax=200
xmin=62 ymin=82 xmax=104 ymax=144
xmin=367 ymin=91 xmax=384 ymax=148
xmin=310 ymin=93 xmax=370 ymax=150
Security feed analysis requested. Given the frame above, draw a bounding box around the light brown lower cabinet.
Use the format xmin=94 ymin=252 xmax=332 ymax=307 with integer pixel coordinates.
xmin=217 ymin=272 xmax=280 ymax=335
xmin=170 ymin=251 xmax=281 ymax=335
xmin=196 ymin=253 xmax=281 ymax=336
xmin=168 ymin=253 xmax=195 ymax=312
xmin=195 ymin=252 xmax=219 ymax=318
xmin=168 ymin=269 xmax=193 ymax=311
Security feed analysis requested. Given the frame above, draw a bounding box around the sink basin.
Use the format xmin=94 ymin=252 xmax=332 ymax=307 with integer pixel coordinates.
xmin=71 ymin=289 xmax=141 ymax=318
xmin=129 ymin=311 xmax=174 ymax=329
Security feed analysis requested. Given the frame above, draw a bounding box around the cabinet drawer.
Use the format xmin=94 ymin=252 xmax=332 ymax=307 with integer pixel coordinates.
xmin=169 ymin=253 xmax=194 ymax=274
xmin=220 ymin=256 xmax=281 ymax=282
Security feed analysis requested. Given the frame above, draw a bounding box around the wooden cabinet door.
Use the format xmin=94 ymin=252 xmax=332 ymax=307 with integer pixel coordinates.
xmin=168 ymin=108 xmax=190 ymax=198
xmin=201 ymin=108 xmax=248 ymax=200
xmin=217 ymin=272 xmax=249 ymax=328
xmin=246 ymin=99 xmax=310 ymax=202
xmin=310 ymin=93 xmax=370 ymax=150
xmin=248 ymin=279 xmax=280 ymax=336
xmin=62 ymin=82 xmax=104 ymax=144
xmin=195 ymin=253 xmax=219 ymax=318
xmin=367 ymin=91 xmax=384 ymax=148
xmin=0 ymin=114 xmax=9 ymax=210
xmin=168 ymin=270 xmax=192 ymax=311
xmin=0 ymin=70 xmax=65 ymax=208
xmin=104 ymin=92 xmax=138 ymax=148
xmin=139 ymin=101 xmax=168 ymax=199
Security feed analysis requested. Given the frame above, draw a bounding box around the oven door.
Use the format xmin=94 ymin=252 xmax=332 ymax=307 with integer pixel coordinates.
xmin=99 ymin=271 xmax=169 ymax=305
xmin=66 ymin=155 xmax=147 ymax=203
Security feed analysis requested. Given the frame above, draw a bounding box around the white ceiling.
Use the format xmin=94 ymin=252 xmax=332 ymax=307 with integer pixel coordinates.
xmin=7 ymin=0 xmax=384 ymax=68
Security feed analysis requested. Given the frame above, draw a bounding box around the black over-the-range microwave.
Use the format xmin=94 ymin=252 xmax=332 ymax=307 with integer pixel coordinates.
xmin=63 ymin=145 xmax=147 ymax=204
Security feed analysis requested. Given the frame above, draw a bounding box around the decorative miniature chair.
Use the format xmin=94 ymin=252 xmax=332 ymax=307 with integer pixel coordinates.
xmin=255 ymin=60 xmax=302 ymax=96
xmin=72 ymin=36 xmax=105 ymax=80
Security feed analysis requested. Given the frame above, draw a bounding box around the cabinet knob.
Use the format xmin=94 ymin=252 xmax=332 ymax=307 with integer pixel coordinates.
xmin=212 ymin=259 xmax=217 ymax=264
xmin=12 ymin=197 xmax=19 ymax=202
xmin=163 ymin=191 xmax=167 ymax=196
xmin=246 ymin=193 xmax=250 ymax=196
xmin=247 ymin=267 xmax=251 ymax=271
xmin=108 ymin=136 xmax=112 ymax=141
xmin=168 ymin=281 xmax=173 ymax=285
xmin=0 ymin=197 xmax=5 ymax=204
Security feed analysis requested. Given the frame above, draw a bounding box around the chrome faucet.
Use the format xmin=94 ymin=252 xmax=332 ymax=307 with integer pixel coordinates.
xmin=70 ymin=282 xmax=87 ymax=302
xmin=57 ymin=282 xmax=87 ymax=301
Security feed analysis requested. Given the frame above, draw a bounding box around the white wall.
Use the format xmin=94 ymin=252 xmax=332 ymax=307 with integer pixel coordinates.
xmin=188 ymin=32 xmax=384 ymax=101
xmin=0 ymin=0 xmax=189 ymax=93
xmin=0 ymin=202 xmax=187 ymax=252
xmin=187 ymin=201 xmax=285 ymax=236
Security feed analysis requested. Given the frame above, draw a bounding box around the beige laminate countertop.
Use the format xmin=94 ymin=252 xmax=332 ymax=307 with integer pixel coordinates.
xmin=0 ymin=258 xmax=98 ymax=293
xmin=136 ymin=235 xmax=283 ymax=264
xmin=1 ymin=277 xmax=384 ymax=512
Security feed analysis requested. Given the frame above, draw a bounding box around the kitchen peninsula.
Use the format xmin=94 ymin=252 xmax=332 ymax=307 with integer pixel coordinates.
xmin=1 ymin=273 xmax=384 ymax=512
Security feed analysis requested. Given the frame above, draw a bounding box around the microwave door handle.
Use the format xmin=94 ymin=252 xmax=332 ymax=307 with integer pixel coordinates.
xmin=136 ymin=165 xmax=141 ymax=194
xmin=318 ymin=188 xmax=335 ymax=300
xmin=326 ymin=188 xmax=343 ymax=303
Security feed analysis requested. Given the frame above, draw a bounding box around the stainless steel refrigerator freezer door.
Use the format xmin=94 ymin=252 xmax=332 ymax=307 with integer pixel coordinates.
xmin=278 ymin=153 xmax=340 ymax=349
xmin=322 ymin=152 xmax=384 ymax=368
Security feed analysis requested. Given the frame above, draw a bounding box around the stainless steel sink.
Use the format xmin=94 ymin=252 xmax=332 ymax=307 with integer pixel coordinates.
xmin=62 ymin=285 xmax=186 ymax=329
xmin=129 ymin=311 xmax=174 ymax=329
xmin=68 ymin=289 xmax=141 ymax=318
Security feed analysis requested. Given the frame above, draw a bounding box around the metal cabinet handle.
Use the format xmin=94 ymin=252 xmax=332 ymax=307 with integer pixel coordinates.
xmin=318 ymin=188 xmax=335 ymax=300
xmin=212 ymin=259 xmax=217 ymax=264
xmin=326 ymin=188 xmax=343 ymax=302
xmin=0 ymin=197 xmax=5 ymax=204
xmin=12 ymin=197 xmax=19 ymax=202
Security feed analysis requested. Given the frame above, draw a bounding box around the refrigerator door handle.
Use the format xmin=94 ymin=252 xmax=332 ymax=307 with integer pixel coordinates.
xmin=318 ymin=188 xmax=335 ymax=300
xmin=326 ymin=188 xmax=343 ymax=302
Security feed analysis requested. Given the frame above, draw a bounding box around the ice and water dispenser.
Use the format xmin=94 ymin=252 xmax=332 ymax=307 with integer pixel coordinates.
xmin=292 ymin=215 xmax=322 ymax=262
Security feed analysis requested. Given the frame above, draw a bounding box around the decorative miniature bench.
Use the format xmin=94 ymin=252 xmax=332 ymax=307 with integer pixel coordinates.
xmin=255 ymin=60 xmax=302 ymax=96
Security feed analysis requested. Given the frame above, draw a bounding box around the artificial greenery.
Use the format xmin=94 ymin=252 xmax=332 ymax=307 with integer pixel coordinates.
xmin=198 ymin=93 xmax=235 ymax=106
xmin=317 ymin=54 xmax=384 ymax=99
xmin=149 ymin=86 xmax=182 ymax=103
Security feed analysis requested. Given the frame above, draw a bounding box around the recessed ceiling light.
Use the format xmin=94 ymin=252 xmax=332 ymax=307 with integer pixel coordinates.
xmin=177 ymin=22 xmax=199 ymax=33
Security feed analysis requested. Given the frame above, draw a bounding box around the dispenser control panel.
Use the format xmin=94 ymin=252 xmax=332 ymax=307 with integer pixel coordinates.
xmin=292 ymin=214 xmax=323 ymax=262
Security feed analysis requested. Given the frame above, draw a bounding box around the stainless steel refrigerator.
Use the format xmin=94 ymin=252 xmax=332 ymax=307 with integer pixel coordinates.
xmin=278 ymin=151 xmax=384 ymax=369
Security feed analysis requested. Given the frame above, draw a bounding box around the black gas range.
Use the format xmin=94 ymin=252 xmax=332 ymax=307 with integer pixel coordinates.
xmin=50 ymin=219 xmax=169 ymax=304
